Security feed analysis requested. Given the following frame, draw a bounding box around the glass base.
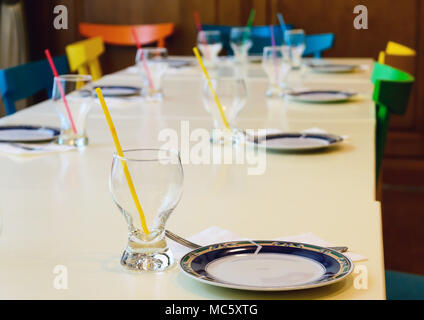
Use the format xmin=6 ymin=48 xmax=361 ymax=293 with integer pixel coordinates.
xmin=266 ymin=85 xmax=291 ymax=98
xmin=120 ymin=246 xmax=174 ymax=272
xmin=210 ymin=128 xmax=243 ymax=146
xmin=144 ymin=90 xmax=164 ymax=102
xmin=57 ymin=135 xmax=88 ymax=148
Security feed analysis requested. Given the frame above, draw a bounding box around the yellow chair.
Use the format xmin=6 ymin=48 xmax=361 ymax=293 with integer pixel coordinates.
xmin=66 ymin=37 xmax=105 ymax=81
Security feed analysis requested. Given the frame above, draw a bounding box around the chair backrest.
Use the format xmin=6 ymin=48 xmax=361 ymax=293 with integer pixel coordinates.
xmin=385 ymin=41 xmax=417 ymax=56
xmin=79 ymin=23 xmax=175 ymax=48
xmin=303 ymin=33 xmax=335 ymax=58
xmin=371 ymin=62 xmax=415 ymax=177
xmin=201 ymin=24 xmax=294 ymax=55
xmin=378 ymin=41 xmax=416 ymax=75
xmin=0 ymin=56 xmax=69 ymax=116
xmin=66 ymin=37 xmax=104 ymax=81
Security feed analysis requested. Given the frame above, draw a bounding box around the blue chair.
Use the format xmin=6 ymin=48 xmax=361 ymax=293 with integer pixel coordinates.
xmin=254 ymin=32 xmax=334 ymax=57
xmin=0 ymin=55 xmax=69 ymax=116
xmin=386 ymin=270 xmax=424 ymax=300
xmin=304 ymin=33 xmax=335 ymax=58
xmin=202 ymin=24 xmax=294 ymax=56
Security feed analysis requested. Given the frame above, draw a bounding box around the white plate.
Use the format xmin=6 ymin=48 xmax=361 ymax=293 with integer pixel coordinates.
xmin=248 ymin=133 xmax=344 ymax=151
xmin=306 ymin=63 xmax=359 ymax=73
xmin=180 ymin=241 xmax=353 ymax=291
xmin=96 ymin=86 xmax=141 ymax=97
xmin=287 ymin=90 xmax=357 ymax=103
xmin=0 ymin=125 xmax=60 ymax=142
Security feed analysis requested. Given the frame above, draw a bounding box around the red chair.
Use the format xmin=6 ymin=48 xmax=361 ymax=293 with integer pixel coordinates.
xmin=79 ymin=23 xmax=175 ymax=47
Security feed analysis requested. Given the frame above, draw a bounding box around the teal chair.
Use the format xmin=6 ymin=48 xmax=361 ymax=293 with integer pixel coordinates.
xmin=251 ymin=32 xmax=334 ymax=57
xmin=386 ymin=271 xmax=424 ymax=300
xmin=0 ymin=55 xmax=69 ymax=116
xmin=303 ymin=33 xmax=335 ymax=58
xmin=202 ymin=24 xmax=294 ymax=56
xmin=370 ymin=62 xmax=414 ymax=179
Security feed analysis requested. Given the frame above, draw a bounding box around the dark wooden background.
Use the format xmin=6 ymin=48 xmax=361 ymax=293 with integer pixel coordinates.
xmin=22 ymin=0 xmax=424 ymax=275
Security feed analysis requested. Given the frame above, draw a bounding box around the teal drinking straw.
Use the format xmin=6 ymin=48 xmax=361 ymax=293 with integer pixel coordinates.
xmin=277 ymin=12 xmax=287 ymax=44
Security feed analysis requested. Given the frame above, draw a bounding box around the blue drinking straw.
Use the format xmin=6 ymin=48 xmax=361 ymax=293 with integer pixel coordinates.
xmin=277 ymin=12 xmax=287 ymax=44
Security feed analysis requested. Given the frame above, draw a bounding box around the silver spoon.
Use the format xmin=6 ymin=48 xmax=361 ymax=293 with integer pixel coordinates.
xmin=165 ymin=229 xmax=348 ymax=253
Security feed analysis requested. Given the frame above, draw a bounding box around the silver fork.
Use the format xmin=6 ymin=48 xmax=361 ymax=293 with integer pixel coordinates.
xmin=9 ymin=143 xmax=45 ymax=151
xmin=165 ymin=229 xmax=348 ymax=253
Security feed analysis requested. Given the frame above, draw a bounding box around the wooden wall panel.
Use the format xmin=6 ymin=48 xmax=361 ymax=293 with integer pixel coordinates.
xmin=176 ymin=0 xmax=217 ymax=55
xmin=217 ymin=0 xmax=242 ymax=25
xmin=273 ymin=0 xmax=418 ymax=58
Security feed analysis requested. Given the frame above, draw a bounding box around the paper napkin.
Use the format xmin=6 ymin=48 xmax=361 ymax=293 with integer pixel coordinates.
xmin=168 ymin=226 xmax=367 ymax=262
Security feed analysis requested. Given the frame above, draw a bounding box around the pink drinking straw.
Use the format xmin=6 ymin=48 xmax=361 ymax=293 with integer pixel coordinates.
xmin=131 ymin=27 xmax=154 ymax=91
xmin=193 ymin=11 xmax=210 ymax=60
xmin=44 ymin=49 xmax=77 ymax=134
xmin=270 ymin=26 xmax=279 ymax=85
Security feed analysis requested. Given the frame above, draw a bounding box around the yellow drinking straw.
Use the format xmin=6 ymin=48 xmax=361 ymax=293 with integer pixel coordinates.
xmin=192 ymin=47 xmax=230 ymax=130
xmin=96 ymin=87 xmax=149 ymax=235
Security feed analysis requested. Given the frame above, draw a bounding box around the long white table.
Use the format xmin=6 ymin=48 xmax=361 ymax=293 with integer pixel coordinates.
xmin=0 ymin=58 xmax=385 ymax=299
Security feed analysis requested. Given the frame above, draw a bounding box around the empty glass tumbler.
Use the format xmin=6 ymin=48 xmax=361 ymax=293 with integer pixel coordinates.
xmin=52 ymin=74 xmax=93 ymax=147
xmin=136 ymin=47 xmax=168 ymax=101
xmin=197 ymin=30 xmax=223 ymax=69
xmin=202 ymin=77 xmax=247 ymax=144
xmin=110 ymin=149 xmax=184 ymax=271
xmin=284 ymin=29 xmax=306 ymax=69
xmin=262 ymin=46 xmax=291 ymax=97
xmin=230 ymin=27 xmax=252 ymax=64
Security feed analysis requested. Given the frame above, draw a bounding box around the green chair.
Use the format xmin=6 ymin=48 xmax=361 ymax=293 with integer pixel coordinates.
xmin=370 ymin=62 xmax=414 ymax=179
xmin=372 ymin=63 xmax=424 ymax=299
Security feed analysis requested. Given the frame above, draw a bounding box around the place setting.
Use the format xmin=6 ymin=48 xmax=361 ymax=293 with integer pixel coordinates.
xmin=194 ymin=37 xmax=349 ymax=154
xmin=167 ymin=226 xmax=365 ymax=292
xmin=0 ymin=51 xmax=94 ymax=156
xmin=243 ymin=128 xmax=346 ymax=153
xmin=285 ymin=89 xmax=358 ymax=104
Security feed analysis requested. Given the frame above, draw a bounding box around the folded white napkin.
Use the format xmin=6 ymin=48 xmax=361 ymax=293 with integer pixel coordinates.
xmin=168 ymin=226 xmax=367 ymax=262
xmin=0 ymin=142 xmax=74 ymax=156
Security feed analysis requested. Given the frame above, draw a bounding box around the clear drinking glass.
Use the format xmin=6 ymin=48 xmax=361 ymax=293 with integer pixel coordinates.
xmin=197 ymin=30 xmax=222 ymax=68
xmin=110 ymin=149 xmax=184 ymax=272
xmin=136 ymin=47 xmax=168 ymax=101
xmin=284 ymin=29 xmax=306 ymax=69
xmin=262 ymin=46 xmax=291 ymax=97
xmin=230 ymin=27 xmax=252 ymax=64
xmin=52 ymin=74 xmax=93 ymax=147
xmin=202 ymin=77 xmax=247 ymax=144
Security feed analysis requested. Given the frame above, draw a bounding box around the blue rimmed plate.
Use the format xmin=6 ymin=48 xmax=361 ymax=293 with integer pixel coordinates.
xmin=306 ymin=63 xmax=359 ymax=73
xmin=0 ymin=125 xmax=60 ymax=143
xmin=168 ymin=59 xmax=192 ymax=68
xmin=287 ymin=90 xmax=357 ymax=103
xmin=248 ymin=133 xmax=344 ymax=151
xmin=96 ymin=85 xmax=141 ymax=97
xmin=180 ymin=241 xmax=353 ymax=291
